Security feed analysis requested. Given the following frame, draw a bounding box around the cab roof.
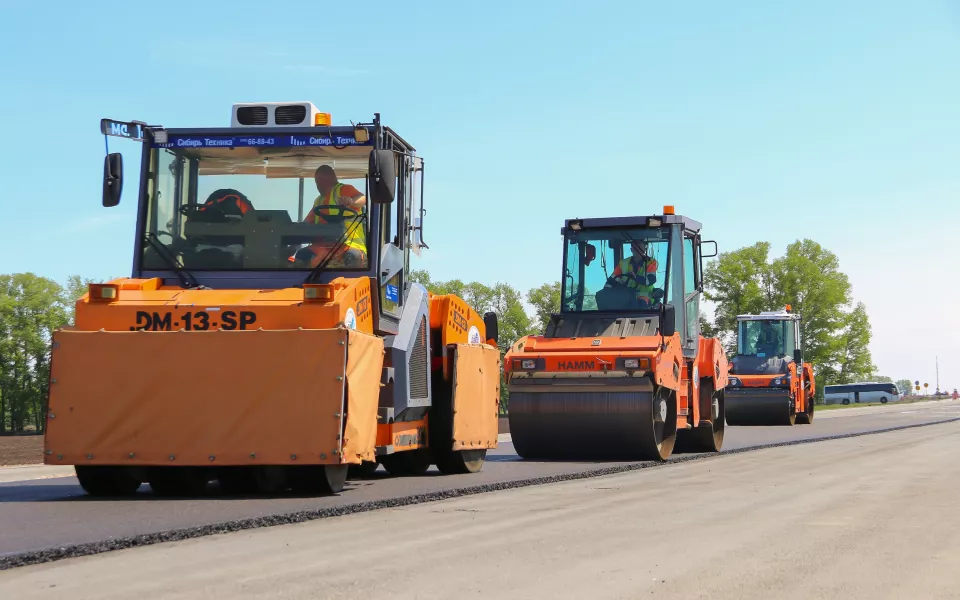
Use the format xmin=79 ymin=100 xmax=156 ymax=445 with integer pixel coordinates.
xmin=562 ymin=213 xmax=702 ymax=234
xmin=736 ymin=310 xmax=800 ymax=321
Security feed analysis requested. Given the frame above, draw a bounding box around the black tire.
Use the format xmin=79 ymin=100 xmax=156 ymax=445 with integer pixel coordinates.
xmin=880 ymin=397 xmax=888 ymax=404
xmin=347 ymin=460 xmax=380 ymax=479
xmin=675 ymin=391 xmax=724 ymax=453
xmin=216 ymin=467 xmax=260 ymax=495
xmin=288 ymin=465 xmax=349 ymax=494
xmin=842 ymin=399 xmax=850 ymax=405
xmin=252 ymin=466 xmax=288 ymax=494
xmin=796 ymin=395 xmax=815 ymax=425
xmin=75 ymin=466 xmax=142 ymax=496
xmin=147 ymin=467 xmax=212 ymax=496
xmin=615 ymin=386 xmax=679 ymax=461
xmin=380 ymin=449 xmax=432 ymax=476
xmin=435 ymin=448 xmax=487 ymax=474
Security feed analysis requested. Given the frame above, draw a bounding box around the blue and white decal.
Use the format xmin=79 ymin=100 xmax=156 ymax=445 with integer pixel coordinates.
xmin=344 ymin=308 xmax=357 ymax=330
xmin=101 ymin=119 xmax=145 ymax=140
xmin=153 ymin=133 xmax=372 ymax=149
xmin=385 ymin=284 xmax=399 ymax=303
xmin=468 ymin=325 xmax=482 ymax=344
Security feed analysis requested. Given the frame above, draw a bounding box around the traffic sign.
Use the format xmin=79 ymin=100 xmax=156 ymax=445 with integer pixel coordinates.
xmin=915 ymin=380 xmax=920 ymax=386
xmin=916 ymin=385 xmax=921 ymax=391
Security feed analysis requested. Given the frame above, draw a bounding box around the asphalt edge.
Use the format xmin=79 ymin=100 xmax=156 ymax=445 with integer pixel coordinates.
xmin=2 ymin=416 xmax=958 ymax=571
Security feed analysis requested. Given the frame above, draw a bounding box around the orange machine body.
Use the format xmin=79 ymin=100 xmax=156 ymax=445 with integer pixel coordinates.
xmin=729 ymin=362 xmax=816 ymax=416
xmin=504 ymin=332 xmax=728 ymax=433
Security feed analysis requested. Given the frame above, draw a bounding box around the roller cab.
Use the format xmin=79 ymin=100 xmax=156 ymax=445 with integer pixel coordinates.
xmin=46 ymin=104 xmax=501 ymax=497
xmin=504 ymin=207 xmax=728 ymax=461
xmin=725 ymin=308 xmax=816 ymax=426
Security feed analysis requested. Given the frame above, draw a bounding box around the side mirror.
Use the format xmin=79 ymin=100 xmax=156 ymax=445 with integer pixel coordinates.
xmin=794 ymin=349 xmax=802 ymax=364
xmin=368 ymin=149 xmax=396 ymax=204
xmin=661 ymin=304 xmax=676 ymax=337
xmin=701 ymin=240 xmax=718 ymax=258
xmin=483 ymin=311 xmax=499 ymax=346
xmin=102 ymin=153 xmax=123 ymax=207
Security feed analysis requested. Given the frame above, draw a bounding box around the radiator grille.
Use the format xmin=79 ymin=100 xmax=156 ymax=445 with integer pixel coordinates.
xmin=409 ymin=318 xmax=429 ymax=400
xmin=275 ymin=105 xmax=307 ymax=125
xmin=236 ymin=106 xmax=268 ymax=125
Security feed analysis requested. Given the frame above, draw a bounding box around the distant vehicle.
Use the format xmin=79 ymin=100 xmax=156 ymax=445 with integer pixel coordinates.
xmin=823 ymin=382 xmax=902 ymax=405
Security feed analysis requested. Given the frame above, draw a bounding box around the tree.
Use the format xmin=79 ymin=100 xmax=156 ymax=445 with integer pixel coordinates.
xmin=702 ymin=242 xmax=772 ymax=351
xmin=704 ymin=239 xmax=872 ymax=401
xmin=769 ymin=240 xmax=852 ymax=375
xmin=526 ymin=282 xmax=560 ymax=332
xmin=64 ymin=275 xmax=98 ymax=325
xmin=833 ymin=303 xmax=874 ymax=384
xmin=896 ymin=378 xmax=913 ymax=395
xmin=0 ymin=273 xmax=72 ymax=433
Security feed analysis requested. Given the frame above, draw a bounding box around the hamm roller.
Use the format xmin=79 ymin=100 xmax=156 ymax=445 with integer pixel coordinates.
xmin=504 ymin=207 xmax=729 ymax=461
xmin=725 ymin=307 xmax=816 ymax=426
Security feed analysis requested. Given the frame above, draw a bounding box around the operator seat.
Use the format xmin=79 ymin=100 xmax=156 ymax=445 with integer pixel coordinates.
xmin=186 ymin=188 xmax=255 ymax=268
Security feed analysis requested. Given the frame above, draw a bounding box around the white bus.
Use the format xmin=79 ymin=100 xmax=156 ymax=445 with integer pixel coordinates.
xmin=823 ymin=382 xmax=902 ymax=405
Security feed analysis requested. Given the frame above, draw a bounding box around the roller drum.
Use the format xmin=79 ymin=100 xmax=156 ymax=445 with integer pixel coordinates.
xmin=508 ymin=388 xmax=675 ymax=461
xmin=725 ymin=388 xmax=795 ymax=426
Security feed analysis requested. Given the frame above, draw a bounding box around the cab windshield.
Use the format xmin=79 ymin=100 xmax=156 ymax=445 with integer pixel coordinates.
xmin=737 ymin=319 xmax=797 ymax=357
xmin=141 ymin=137 xmax=371 ymax=271
xmin=562 ymin=226 xmax=670 ymax=312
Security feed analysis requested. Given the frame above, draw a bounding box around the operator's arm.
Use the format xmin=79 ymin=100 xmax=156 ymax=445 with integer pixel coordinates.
xmin=644 ymin=258 xmax=658 ymax=286
xmin=302 ymin=196 xmax=321 ymax=223
xmin=337 ymin=184 xmax=366 ymax=208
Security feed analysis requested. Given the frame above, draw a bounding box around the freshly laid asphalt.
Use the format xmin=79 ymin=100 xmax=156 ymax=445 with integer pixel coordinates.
xmin=1 ymin=399 xmax=957 ymax=568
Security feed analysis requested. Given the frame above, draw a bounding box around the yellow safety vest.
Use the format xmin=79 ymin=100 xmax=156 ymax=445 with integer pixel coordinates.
xmin=310 ymin=183 xmax=367 ymax=254
xmin=617 ymin=256 xmax=657 ymax=296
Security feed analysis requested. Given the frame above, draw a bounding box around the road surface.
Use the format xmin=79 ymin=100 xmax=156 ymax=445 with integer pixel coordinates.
xmin=0 ymin=399 xmax=957 ymax=568
xmin=3 ymin=407 xmax=959 ymax=598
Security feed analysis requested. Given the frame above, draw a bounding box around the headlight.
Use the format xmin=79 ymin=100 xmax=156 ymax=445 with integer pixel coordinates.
xmin=521 ymin=359 xmax=537 ymax=370
xmin=729 ymin=377 xmax=741 ymax=386
xmin=623 ymin=358 xmax=640 ymax=369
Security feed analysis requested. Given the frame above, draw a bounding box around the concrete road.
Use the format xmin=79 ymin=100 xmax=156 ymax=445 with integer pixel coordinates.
xmin=0 ymin=400 xmax=957 ymax=563
xmin=3 ymin=416 xmax=959 ymax=598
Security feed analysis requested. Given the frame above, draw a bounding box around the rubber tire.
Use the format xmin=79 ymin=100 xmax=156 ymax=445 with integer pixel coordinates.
xmin=880 ymin=397 xmax=888 ymax=404
xmin=75 ymin=466 xmax=142 ymax=496
xmin=252 ymin=466 xmax=288 ymax=494
xmin=675 ymin=391 xmax=725 ymax=453
xmin=147 ymin=467 xmax=211 ymax=497
xmin=435 ymin=449 xmax=487 ymax=474
xmin=347 ymin=460 xmax=380 ymax=479
xmin=288 ymin=465 xmax=349 ymax=495
xmin=380 ymin=449 xmax=432 ymax=476
xmin=217 ymin=467 xmax=260 ymax=495
xmin=842 ymin=399 xmax=850 ymax=405
xmin=796 ymin=396 xmax=815 ymax=425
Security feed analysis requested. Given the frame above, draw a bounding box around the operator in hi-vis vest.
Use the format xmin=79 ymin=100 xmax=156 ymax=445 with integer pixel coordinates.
xmin=605 ymin=239 xmax=663 ymax=308
xmin=292 ymin=165 xmax=368 ymax=268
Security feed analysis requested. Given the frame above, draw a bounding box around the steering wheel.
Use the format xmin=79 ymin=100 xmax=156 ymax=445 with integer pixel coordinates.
xmin=310 ymin=204 xmax=361 ymax=224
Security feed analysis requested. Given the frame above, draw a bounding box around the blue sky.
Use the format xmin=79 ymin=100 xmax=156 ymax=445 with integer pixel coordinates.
xmin=1 ymin=1 xmax=958 ymax=388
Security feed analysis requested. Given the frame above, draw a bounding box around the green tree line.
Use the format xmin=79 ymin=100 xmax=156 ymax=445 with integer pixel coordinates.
xmin=0 ymin=274 xmax=95 ymax=434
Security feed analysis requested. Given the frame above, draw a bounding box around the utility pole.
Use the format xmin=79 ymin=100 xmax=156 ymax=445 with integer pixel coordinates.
xmin=936 ymin=356 xmax=940 ymax=395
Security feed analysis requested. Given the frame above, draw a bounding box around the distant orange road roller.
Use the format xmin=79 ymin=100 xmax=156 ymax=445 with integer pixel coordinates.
xmin=725 ymin=307 xmax=816 ymax=426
